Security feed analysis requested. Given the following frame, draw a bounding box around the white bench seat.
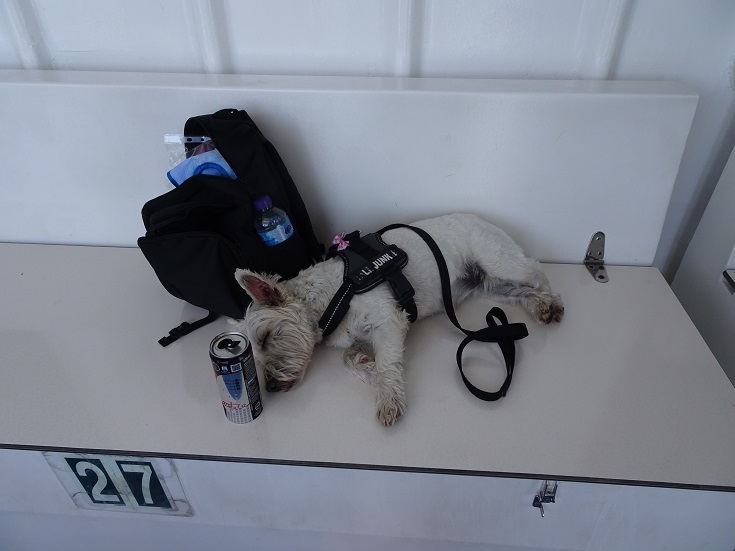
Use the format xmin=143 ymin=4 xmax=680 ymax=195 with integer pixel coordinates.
xmin=2 ymin=242 xmax=733 ymax=491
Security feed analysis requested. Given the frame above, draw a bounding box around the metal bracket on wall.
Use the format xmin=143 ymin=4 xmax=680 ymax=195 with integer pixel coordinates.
xmin=585 ymin=232 xmax=609 ymax=283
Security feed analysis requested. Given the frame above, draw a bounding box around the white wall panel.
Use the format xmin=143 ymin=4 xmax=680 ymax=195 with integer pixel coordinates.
xmin=673 ymin=144 xmax=735 ymax=385
xmin=223 ymin=0 xmax=404 ymax=76
xmin=26 ymin=0 xmax=202 ymax=72
xmin=1 ymin=0 xmax=49 ymax=69
xmin=418 ymin=0 xmax=628 ymax=79
xmin=612 ymin=0 xmax=735 ymax=277
xmin=0 ymin=3 xmax=22 ymax=68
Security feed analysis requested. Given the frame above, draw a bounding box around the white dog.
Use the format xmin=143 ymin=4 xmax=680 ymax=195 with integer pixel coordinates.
xmin=235 ymin=213 xmax=563 ymax=426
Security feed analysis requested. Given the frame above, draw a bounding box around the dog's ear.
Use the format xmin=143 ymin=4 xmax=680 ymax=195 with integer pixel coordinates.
xmin=235 ymin=269 xmax=286 ymax=307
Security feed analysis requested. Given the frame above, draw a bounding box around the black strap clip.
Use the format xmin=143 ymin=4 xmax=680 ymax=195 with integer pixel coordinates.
xmin=159 ymin=322 xmax=194 ymax=347
xmin=385 ymin=271 xmax=417 ymax=322
xmin=158 ymin=311 xmax=220 ymax=347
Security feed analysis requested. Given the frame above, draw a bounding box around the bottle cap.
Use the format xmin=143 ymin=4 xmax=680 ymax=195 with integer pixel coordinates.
xmin=254 ymin=195 xmax=272 ymax=211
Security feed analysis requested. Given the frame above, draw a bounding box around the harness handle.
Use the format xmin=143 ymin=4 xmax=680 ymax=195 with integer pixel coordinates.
xmin=379 ymin=224 xmax=528 ymax=401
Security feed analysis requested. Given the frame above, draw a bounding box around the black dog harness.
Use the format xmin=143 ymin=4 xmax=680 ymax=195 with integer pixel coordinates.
xmin=319 ymin=224 xmax=529 ymax=402
xmin=319 ymin=231 xmax=417 ymax=338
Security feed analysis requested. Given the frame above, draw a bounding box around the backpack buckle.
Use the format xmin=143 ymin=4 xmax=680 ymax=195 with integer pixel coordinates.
xmin=158 ymin=321 xmax=192 ymax=347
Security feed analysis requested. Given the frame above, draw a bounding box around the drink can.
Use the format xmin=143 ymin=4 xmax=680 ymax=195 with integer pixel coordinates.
xmin=209 ymin=331 xmax=263 ymax=423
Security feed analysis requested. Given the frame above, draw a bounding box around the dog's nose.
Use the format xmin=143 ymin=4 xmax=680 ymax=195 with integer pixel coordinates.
xmin=265 ymin=375 xmax=281 ymax=392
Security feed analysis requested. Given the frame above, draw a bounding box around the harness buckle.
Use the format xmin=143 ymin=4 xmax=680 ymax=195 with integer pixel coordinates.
xmin=386 ymin=271 xmax=417 ymax=322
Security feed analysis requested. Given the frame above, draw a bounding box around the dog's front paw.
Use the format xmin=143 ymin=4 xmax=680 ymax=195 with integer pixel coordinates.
xmin=376 ymin=392 xmax=406 ymax=427
xmin=343 ymin=343 xmax=377 ymax=386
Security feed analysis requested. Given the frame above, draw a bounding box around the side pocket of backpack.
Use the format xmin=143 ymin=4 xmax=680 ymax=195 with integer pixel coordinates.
xmin=260 ymin=228 xmax=314 ymax=279
xmin=138 ymin=231 xmax=253 ymax=319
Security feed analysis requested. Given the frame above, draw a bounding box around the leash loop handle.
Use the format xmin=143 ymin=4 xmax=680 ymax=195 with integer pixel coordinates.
xmin=456 ymin=307 xmax=528 ymax=401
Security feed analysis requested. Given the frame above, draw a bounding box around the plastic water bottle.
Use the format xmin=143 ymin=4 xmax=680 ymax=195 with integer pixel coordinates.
xmin=254 ymin=195 xmax=294 ymax=246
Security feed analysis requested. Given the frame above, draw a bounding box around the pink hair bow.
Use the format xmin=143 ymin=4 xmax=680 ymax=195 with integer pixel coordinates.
xmin=332 ymin=232 xmax=350 ymax=251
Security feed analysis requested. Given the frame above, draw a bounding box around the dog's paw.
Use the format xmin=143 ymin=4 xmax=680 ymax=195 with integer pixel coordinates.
xmin=343 ymin=344 xmax=377 ymax=385
xmin=536 ymin=297 xmax=565 ymax=324
xmin=376 ymin=393 xmax=406 ymax=427
xmin=344 ymin=343 xmax=375 ymax=368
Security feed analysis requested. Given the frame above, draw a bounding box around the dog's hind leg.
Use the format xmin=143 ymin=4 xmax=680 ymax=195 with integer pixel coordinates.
xmin=445 ymin=217 xmax=564 ymax=325
xmin=487 ymin=275 xmax=565 ymax=324
xmin=460 ymin=257 xmax=564 ymax=325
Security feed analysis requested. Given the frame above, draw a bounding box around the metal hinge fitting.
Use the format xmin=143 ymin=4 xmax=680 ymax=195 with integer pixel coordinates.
xmin=532 ymin=480 xmax=558 ymax=517
xmin=585 ymin=232 xmax=608 ymax=283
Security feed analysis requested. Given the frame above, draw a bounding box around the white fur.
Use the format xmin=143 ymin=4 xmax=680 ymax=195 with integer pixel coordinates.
xmin=235 ymin=213 xmax=563 ymax=426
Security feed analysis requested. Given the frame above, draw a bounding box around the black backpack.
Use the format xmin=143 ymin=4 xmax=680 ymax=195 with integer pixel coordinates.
xmin=138 ymin=109 xmax=323 ymax=345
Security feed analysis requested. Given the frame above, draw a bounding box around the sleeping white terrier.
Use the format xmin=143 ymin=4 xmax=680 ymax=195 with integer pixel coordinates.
xmin=235 ymin=213 xmax=563 ymax=426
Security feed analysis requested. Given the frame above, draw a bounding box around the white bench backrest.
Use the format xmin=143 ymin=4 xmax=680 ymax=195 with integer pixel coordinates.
xmin=0 ymin=71 xmax=696 ymax=265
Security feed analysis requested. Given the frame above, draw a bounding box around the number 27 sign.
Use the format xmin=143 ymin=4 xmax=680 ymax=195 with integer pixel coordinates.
xmin=44 ymin=452 xmax=191 ymax=515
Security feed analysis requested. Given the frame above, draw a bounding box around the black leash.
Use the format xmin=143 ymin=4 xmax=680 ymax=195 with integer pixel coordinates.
xmin=380 ymin=224 xmax=529 ymax=401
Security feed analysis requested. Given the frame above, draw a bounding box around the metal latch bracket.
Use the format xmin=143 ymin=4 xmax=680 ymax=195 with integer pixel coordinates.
xmin=532 ymin=480 xmax=558 ymax=517
xmin=585 ymin=232 xmax=609 ymax=283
